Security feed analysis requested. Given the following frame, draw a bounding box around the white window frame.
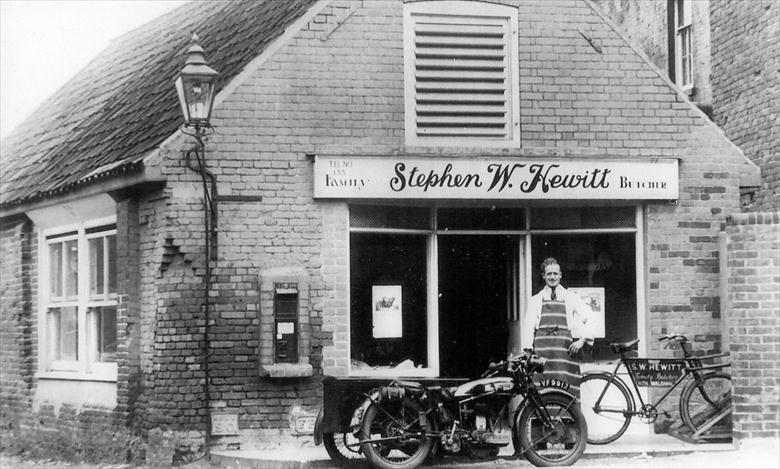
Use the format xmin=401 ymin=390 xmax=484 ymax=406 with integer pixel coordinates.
xmin=675 ymin=0 xmax=693 ymax=91
xmin=347 ymin=204 xmax=645 ymax=379
xmin=403 ymin=1 xmax=520 ymax=147
xmin=38 ymin=216 xmax=118 ymax=381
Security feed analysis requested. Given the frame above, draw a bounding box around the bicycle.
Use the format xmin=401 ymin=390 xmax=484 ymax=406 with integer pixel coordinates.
xmin=579 ymin=334 xmax=731 ymax=445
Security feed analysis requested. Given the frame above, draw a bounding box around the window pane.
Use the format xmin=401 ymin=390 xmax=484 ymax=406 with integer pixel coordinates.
xmin=49 ymin=243 xmax=63 ymax=297
xmin=89 ymin=237 xmax=104 ymax=297
xmin=350 ymin=205 xmax=430 ymax=230
xmin=91 ymin=306 xmax=117 ymax=362
xmin=65 ymin=240 xmax=78 ymax=298
xmin=437 ymin=207 xmax=525 ymax=231
xmin=530 ymin=206 xmax=635 ymax=230
xmin=350 ymin=233 xmax=428 ymax=369
xmin=48 ymin=306 xmax=78 ymax=361
xmin=677 ymin=0 xmax=691 ymax=26
xmin=107 ymin=235 xmax=117 ymax=294
xmin=530 ymin=234 xmax=636 ymax=362
xmin=681 ymin=28 xmax=692 ymax=85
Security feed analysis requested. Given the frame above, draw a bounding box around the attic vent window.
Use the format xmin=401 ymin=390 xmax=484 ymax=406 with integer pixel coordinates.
xmin=404 ymin=1 xmax=519 ymax=146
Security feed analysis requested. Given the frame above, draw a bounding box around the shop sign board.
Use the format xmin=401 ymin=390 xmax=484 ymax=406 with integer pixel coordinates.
xmin=313 ymin=156 xmax=678 ymax=200
xmin=624 ymin=358 xmax=685 ymax=387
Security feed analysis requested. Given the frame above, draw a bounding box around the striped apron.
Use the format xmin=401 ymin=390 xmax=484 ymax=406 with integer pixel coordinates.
xmin=533 ymin=298 xmax=581 ymax=399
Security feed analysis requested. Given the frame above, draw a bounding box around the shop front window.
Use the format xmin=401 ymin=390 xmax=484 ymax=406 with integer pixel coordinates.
xmin=531 ymin=233 xmax=637 ymax=362
xmin=350 ymin=233 xmax=429 ymax=372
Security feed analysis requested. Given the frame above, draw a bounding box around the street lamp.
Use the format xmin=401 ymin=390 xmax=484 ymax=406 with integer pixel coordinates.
xmin=176 ymin=33 xmax=219 ymax=444
xmin=176 ymin=32 xmax=220 ymax=253
xmin=176 ymin=33 xmax=219 ymax=130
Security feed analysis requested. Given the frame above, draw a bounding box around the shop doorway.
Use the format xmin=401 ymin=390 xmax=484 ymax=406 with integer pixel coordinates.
xmin=438 ymin=235 xmax=515 ymax=378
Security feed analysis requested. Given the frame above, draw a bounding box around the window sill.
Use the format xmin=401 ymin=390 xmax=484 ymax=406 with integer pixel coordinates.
xmin=37 ymin=369 xmax=117 ymax=383
xmin=680 ymin=84 xmax=695 ymax=95
xmin=348 ymin=367 xmax=439 ymax=378
xmin=34 ymin=374 xmax=117 ymax=409
xmin=261 ymin=363 xmax=313 ymax=378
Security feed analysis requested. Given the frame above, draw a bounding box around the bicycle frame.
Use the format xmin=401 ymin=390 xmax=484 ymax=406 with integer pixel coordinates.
xmin=594 ymin=350 xmax=730 ymax=417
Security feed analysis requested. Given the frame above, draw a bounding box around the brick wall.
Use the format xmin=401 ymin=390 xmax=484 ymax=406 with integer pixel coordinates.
xmin=590 ymin=0 xmax=713 ymax=110
xmin=115 ymin=197 xmax=142 ymax=429
xmin=724 ymin=212 xmax=780 ymax=440
xmin=0 ymin=215 xmax=139 ymax=463
xmin=0 ymin=216 xmax=35 ymax=421
xmin=710 ymin=0 xmax=780 ymax=211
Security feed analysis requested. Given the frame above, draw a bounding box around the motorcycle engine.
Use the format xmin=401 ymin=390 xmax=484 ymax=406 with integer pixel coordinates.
xmin=469 ymin=404 xmax=512 ymax=446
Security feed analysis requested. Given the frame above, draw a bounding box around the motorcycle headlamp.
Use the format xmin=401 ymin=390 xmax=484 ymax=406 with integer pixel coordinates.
xmin=526 ymin=355 xmax=546 ymax=374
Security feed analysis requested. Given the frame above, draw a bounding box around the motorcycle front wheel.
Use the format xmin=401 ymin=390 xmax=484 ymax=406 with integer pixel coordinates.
xmin=359 ymin=398 xmax=433 ymax=469
xmin=517 ymin=394 xmax=588 ymax=467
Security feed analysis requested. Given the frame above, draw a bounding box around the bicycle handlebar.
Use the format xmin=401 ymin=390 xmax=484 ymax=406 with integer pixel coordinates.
xmin=659 ymin=333 xmax=688 ymax=343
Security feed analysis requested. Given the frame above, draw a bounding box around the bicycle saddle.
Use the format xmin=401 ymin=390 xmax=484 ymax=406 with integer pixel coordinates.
xmin=609 ymin=339 xmax=639 ymax=354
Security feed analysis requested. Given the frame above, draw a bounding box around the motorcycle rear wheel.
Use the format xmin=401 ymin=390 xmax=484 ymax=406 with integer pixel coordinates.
xmin=323 ymin=432 xmax=364 ymax=467
xmin=517 ymin=394 xmax=587 ymax=467
xmin=359 ymin=398 xmax=433 ymax=469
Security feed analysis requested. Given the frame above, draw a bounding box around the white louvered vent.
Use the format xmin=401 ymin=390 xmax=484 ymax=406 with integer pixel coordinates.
xmin=412 ymin=14 xmax=511 ymax=139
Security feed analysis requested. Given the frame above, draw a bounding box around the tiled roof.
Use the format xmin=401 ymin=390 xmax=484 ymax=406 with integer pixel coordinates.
xmin=0 ymin=0 xmax=317 ymax=209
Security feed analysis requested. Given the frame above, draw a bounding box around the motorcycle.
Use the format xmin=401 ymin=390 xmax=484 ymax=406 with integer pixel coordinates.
xmin=349 ymin=353 xmax=588 ymax=468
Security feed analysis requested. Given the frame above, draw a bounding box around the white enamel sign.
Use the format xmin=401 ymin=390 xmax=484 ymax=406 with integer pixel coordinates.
xmin=313 ymin=156 xmax=678 ymax=200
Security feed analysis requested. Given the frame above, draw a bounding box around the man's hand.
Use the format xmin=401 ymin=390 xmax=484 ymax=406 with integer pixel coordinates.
xmin=568 ymin=338 xmax=586 ymax=357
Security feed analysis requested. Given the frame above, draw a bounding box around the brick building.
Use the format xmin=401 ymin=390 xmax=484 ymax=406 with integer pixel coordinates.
xmin=0 ymin=0 xmax=771 ymax=464
xmin=591 ymin=0 xmax=778 ymax=211
xmin=593 ymin=0 xmax=780 ymax=442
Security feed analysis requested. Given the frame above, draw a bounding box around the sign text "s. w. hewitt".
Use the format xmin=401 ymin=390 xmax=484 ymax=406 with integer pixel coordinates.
xmin=313 ymin=156 xmax=679 ymax=200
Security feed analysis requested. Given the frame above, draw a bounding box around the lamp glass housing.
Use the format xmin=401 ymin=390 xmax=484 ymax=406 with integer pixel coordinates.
xmin=176 ymin=73 xmax=217 ymax=127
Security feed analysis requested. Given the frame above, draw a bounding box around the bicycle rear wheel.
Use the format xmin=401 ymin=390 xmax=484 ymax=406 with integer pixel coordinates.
xmin=680 ymin=372 xmax=732 ymax=435
xmin=580 ymin=372 xmax=634 ymax=444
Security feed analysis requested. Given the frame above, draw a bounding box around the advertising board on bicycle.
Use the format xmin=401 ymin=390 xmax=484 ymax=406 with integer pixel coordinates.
xmin=624 ymin=358 xmax=685 ymax=386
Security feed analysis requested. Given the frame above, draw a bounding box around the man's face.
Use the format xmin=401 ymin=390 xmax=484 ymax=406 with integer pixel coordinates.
xmin=543 ymin=264 xmax=562 ymax=288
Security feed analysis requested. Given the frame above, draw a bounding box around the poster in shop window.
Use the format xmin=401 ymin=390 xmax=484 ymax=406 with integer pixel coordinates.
xmin=568 ymin=287 xmax=605 ymax=338
xmin=372 ymin=285 xmax=402 ymax=338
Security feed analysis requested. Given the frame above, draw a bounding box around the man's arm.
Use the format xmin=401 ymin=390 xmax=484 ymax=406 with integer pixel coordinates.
xmin=522 ymin=295 xmax=540 ymax=350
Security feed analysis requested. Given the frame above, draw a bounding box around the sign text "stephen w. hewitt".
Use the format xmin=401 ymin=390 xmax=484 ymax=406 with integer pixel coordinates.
xmin=389 ymin=162 xmax=611 ymax=193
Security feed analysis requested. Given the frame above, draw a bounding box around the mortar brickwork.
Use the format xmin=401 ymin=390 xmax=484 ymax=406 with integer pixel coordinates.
xmin=710 ymin=0 xmax=780 ymax=211
xmin=724 ymin=212 xmax=780 ymax=440
xmin=0 ymin=215 xmax=141 ymax=463
xmin=0 ymin=217 xmax=35 ymax=421
xmin=591 ymin=0 xmax=713 ymax=109
xmin=0 ymin=0 xmax=758 ymax=461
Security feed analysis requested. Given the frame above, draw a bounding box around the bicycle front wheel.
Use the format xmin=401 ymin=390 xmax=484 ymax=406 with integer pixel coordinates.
xmin=680 ymin=372 xmax=732 ymax=435
xmin=580 ymin=372 xmax=634 ymax=444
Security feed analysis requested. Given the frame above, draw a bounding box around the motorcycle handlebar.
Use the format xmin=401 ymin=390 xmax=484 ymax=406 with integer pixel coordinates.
xmin=481 ymin=353 xmax=546 ymax=377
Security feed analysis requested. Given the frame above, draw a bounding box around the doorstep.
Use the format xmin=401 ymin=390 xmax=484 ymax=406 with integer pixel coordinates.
xmin=209 ymin=433 xmax=735 ymax=469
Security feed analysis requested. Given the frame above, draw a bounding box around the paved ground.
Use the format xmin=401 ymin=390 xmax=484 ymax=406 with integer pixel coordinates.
xmin=2 ymin=438 xmax=778 ymax=469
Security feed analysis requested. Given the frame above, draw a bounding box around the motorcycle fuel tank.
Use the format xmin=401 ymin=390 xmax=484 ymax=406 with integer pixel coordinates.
xmin=454 ymin=376 xmax=514 ymax=397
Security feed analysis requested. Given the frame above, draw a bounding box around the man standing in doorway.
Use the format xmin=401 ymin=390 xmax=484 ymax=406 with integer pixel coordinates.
xmin=522 ymin=257 xmax=594 ymax=398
